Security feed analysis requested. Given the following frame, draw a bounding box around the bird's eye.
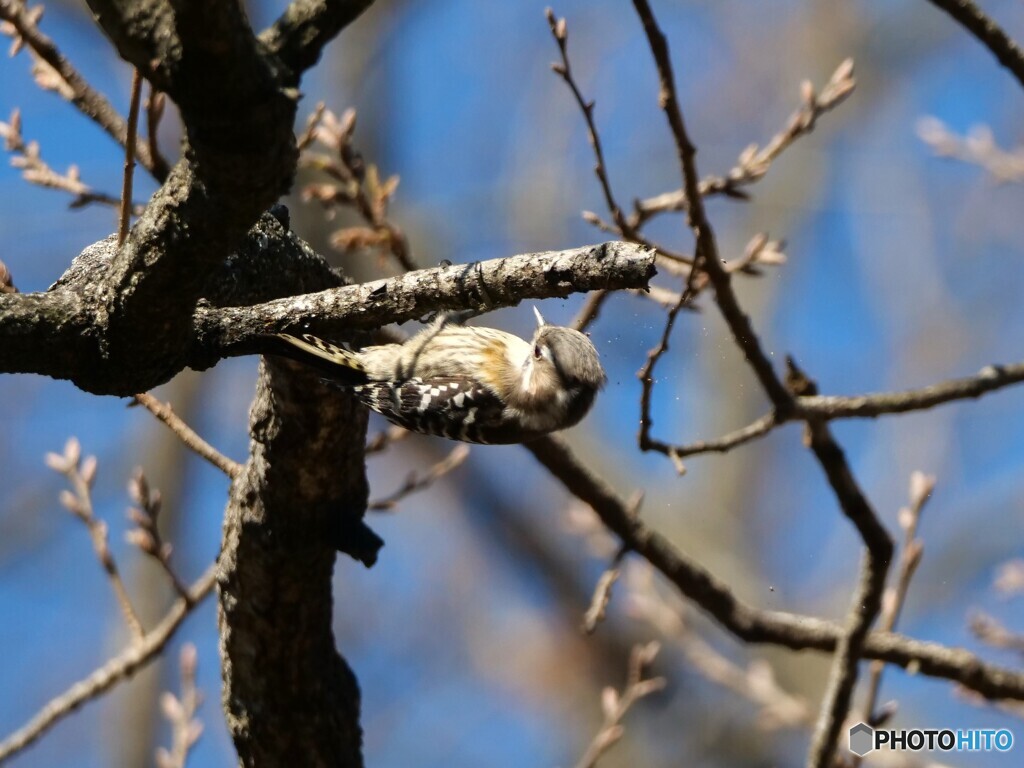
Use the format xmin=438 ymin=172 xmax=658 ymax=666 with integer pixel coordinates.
xmin=533 ymin=344 xmax=542 ymax=359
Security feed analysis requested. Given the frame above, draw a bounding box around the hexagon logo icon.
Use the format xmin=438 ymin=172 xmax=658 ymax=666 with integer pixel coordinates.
xmin=849 ymin=722 xmax=875 ymax=756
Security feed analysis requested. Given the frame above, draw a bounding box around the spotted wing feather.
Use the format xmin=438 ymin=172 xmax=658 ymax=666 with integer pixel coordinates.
xmin=355 ymin=377 xmax=521 ymax=444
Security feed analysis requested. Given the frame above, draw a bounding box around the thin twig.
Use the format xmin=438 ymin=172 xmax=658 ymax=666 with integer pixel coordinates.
xmin=45 ymin=438 xmax=145 ymax=642
xmin=0 ymin=109 xmax=144 ymax=212
xmin=0 ymin=564 xmax=216 ymax=764
xmin=144 ymin=83 xmax=171 ymax=181
xmin=859 ymin=472 xmax=934 ymax=732
xmin=797 ymin=361 xmax=1024 ymax=419
xmin=571 ymin=289 xmax=610 ymax=333
xmin=546 ymin=8 xmax=627 ymax=234
xmin=131 ymin=393 xmax=242 ymax=478
xmin=970 ymin=612 xmax=1024 ymax=655
xmin=626 ymin=563 xmax=812 ymax=730
xmin=126 ymin=467 xmax=192 ymax=601
xmin=629 ymin=60 xmax=855 ymax=227
xmin=648 ymin=360 xmax=1024 ymax=461
xmin=119 ymin=69 xmax=142 ymax=247
xmin=155 ymin=644 xmax=203 ymax=768
xmin=637 ymin=287 xmax=693 ymax=473
xmin=368 ymin=444 xmax=470 ymax=511
xmin=583 ymin=510 xmax=637 ymax=634
xmin=573 ymin=642 xmax=665 ymax=768
xmin=0 ymin=0 xmax=159 ymax=177
xmin=299 ymin=106 xmax=418 ymax=272
xmin=546 ymin=7 xmax=692 ymax=280
xmin=669 ymin=413 xmax=779 ymax=459
xmin=631 ymin=0 xmax=793 ymax=410
xmin=364 ymin=425 xmax=410 ymax=454
xmin=918 ymin=117 xmax=1024 ymax=183
xmin=924 ymin=0 xmax=1024 ymax=92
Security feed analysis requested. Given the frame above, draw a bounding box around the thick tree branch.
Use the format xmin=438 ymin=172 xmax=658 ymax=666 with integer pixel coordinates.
xmin=196 ymin=241 xmax=656 ymax=356
xmin=65 ymin=0 xmax=300 ymax=390
xmin=218 ymin=358 xmax=369 ymax=766
xmin=260 ymin=0 xmax=374 ymax=81
xmin=0 ymin=236 xmax=654 ymax=393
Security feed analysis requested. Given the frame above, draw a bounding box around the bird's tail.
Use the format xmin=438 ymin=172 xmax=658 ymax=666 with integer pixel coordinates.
xmin=263 ymin=333 xmax=368 ymax=384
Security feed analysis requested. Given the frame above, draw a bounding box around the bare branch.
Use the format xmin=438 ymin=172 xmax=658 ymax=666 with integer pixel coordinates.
xmin=652 ymin=361 xmax=1024 ymax=462
xmin=156 ymin=644 xmax=203 ymax=768
xmin=925 ymin=0 xmax=1024 ymax=92
xmin=300 ymin=106 xmax=417 ymax=271
xmin=526 ymin=435 xmax=1024 ymax=700
xmin=0 ymin=0 xmax=159 ymax=177
xmin=0 ymin=109 xmax=144 ymax=212
xmin=626 ymin=563 xmax=813 ymax=730
xmin=368 ymin=444 xmax=469 ymax=511
xmin=260 ymin=0 xmax=374 ymax=80
xmin=45 ymin=438 xmax=145 ymax=641
xmin=118 ymin=69 xmax=143 ymax=247
xmin=918 ymin=117 xmax=1024 ymax=183
xmin=860 ymin=472 xmax=934 ymax=729
xmin=364 ymin=425 xmax=409 ymax=454
xmin=126 ymin=467 xmax=192 ymax=601
xmin=546 ymin=8 xmax=693 ymax=272
xmin=784 ymin=358 xmax=892 ymax=768
xmin=637 ymin=288 xmax=693 ymax=472
xmin=970 ymin=613 xmax=1024 ymax=656
xmin=583 ymin=534 xmax=633 ymax=635
xmin=131 ymin=393 xmax=242 ymax=478
xmin=0 ymin=564 xmax=216 ymax=763
xmin=630 ymin=0 xmax=793 ymax=410
xmin=573 ymin=642 xmax=665 ymax=768
xmin=797 ymin=362 xmax=1024 ymax=419
xmin=194 ymin=241 xmax=657 ymax=357
xmin=546 ymin=8 xmax=626 ymax=236
xmin=630 ymin=60 xmax=855 ymax=227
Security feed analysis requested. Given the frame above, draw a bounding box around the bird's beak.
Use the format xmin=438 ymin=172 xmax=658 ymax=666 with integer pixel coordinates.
xmin=533 ymin=306 xmax=546 ymax=328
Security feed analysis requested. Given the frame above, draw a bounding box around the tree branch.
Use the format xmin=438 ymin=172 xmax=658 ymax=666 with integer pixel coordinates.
xmin=526 ymin=435 xmax=1024 ymax=701
xmin=0 ymin=235 xmax=654 ymax=392
xmin=0 ymin=0 xmax=159 ymax=178
xmin=652 ymin=361 xmax=1024 ymax=462
xmin=131 ymin=393 xmax=242 ymax=478
xmin=925 ymin=0 xmax=1024 ymax=91
xmin=195 ymin=241 xmax=656 ymax=356
xmin=218 ymin=358 xmax=370 ymax=765
xmin=0 ymin=564 xmax=216 ymax=764
xmin=628 ymin=60 xmax=855 ymax=227
xmin=260 ymin=0 xmax=374 ymax=81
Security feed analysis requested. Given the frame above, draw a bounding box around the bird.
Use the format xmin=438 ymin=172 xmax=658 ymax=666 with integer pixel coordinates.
xmin=269 ymin=308 xmax=606 ymax=444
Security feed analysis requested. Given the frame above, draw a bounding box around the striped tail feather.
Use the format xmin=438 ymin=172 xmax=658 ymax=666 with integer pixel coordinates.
xmin=264 ymin=333 xmax=368 ymax=383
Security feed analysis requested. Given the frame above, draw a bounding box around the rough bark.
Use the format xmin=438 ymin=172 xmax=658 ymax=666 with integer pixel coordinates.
xmin=218 ymin=358 xmax=369 ymax=767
